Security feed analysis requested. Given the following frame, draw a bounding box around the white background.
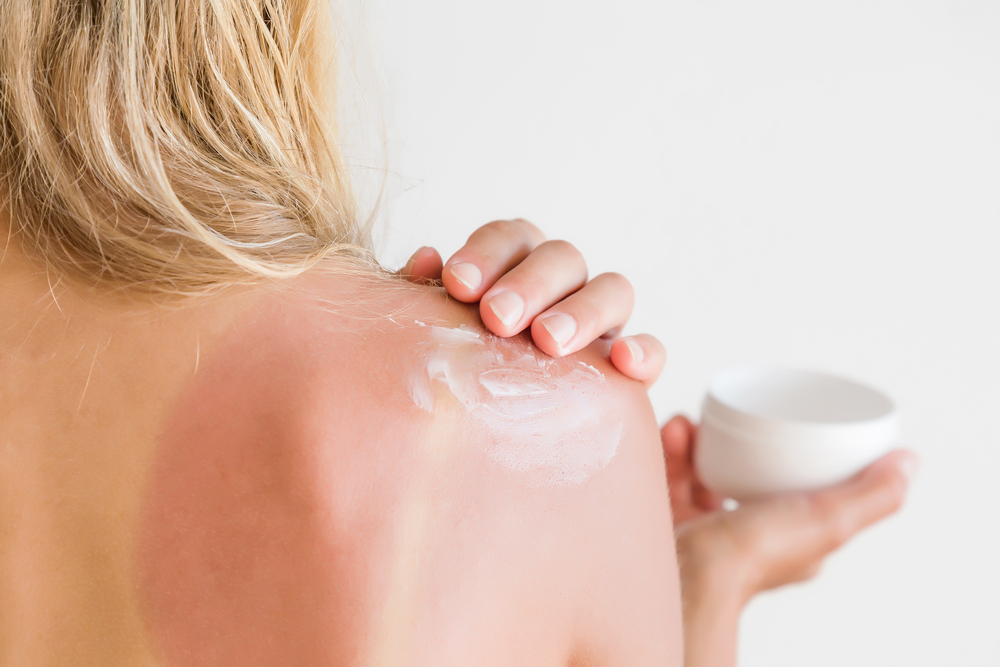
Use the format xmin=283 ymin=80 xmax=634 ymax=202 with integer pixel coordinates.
xmin=351 ymin=1 xmax=1000 ymax=665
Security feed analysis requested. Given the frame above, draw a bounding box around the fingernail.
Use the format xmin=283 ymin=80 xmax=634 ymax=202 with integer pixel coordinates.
xmin=449 ymin=262 xmax=482 ymax=291
xmin=540 ymin=312 xmax=578 ymax=348
xmin=899 ymin=454 xmax=920 ymax=482
xmin=623 ymin=337 xmax=644 ymax=364
xmin=488 ymin=291 xmax=525 ymax=328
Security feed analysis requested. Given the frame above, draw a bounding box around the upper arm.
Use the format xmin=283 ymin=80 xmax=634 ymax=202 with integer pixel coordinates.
xmin=372 ymin=317 xmax=684 ymax=665
xmin=561 ymin=362 xmax=683 ymax=666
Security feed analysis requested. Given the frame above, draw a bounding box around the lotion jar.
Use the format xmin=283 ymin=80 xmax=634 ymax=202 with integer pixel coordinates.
xmin=694 ymin=367 xmax=900 ymax=502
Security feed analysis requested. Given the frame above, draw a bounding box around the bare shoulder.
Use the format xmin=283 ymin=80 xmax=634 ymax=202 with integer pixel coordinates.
xmin=138 ymin=271 xmax=681 ymax=667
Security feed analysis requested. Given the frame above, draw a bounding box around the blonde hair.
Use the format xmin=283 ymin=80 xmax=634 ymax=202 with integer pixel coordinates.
xmin=0 ymin=0 xmax=373 ymax=296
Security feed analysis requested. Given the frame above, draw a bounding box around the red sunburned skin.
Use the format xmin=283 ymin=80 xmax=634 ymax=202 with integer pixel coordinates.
xmin=135 ymin=282 xmax=669 ymax=666
xmin=136 ymin=299 xmax=417 ymax=666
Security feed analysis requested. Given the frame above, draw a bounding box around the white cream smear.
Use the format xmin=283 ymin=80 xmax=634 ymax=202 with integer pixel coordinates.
xmin=408 ymin=321 xmax=622 ymax=486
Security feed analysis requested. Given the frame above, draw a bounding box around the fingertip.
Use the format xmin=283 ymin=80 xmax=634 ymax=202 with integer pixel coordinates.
xmin=486 ymin=290 xmax=527 ymax=335
xmin=622 ymin=337 xmax=644 ymax=364
xmin=608 ymin=338 xmax=636 ymax=374
xmin=539 ymin=312 xmax=579 ymax=354
xmin=674 ymin=413 xmax=695 ymax=437
xmin=660 ymin=415 xmax=690 ymax=457
xmin=880 ymin=449 xmax=919 ymax=509
xmin=449 ymin=260 xmax=484 ymax=290
xmin=661 ymin=414 xmax=686 ymax=436
xmin=693 ymin=485 xmax=726 ymax=512
xmin=861 ymin=449 xmax=920 ymax=488
xmin=528 ymin=312 xmax=582 ymax=355
xmin=441 ymin=259 xmax=484 ymax=302
xmin=896 ymin=450 xmax=920 ymax=484
xmin=400 ymin=248 xmax=421 ymax=281
xmin=403 ymin=246 xmax=443 ymax=284
xmin=609 ymin=334 xmax=665 ymax=387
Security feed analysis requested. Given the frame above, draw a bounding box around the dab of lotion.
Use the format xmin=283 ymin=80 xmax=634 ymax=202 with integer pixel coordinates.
xmin=408 ymin=321 xmax=622 ymax=485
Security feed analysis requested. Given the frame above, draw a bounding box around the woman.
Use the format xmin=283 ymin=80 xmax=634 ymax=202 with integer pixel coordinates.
xmin=0 ymin=1 xmax=915 ymax=665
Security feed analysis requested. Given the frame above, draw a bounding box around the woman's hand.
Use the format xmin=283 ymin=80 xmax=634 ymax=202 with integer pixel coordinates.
xmin=399 ymin=218 xmax=665 ymax=386
xmin=661 ymin=415 xmax=918 ymax=666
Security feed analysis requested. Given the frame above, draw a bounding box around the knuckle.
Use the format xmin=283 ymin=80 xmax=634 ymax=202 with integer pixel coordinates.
xmin=515 ymin=274 xmax=554 ymax=305
xmin=511 ymin=217 xmax=545 ymax=239
xmin=541 ymin=238 xmax=575 ymax=253
xmin=541 ymin=239 xmax=585 ymax=267
xmin=484 ymin=219 xmax=519 ymax=238
xmin=575 ymin=303 xmax=603 ymax=332
xmin=598 ymin=272 xmax=634 ymax=303
xmin=479 ymin=219 xmax=545 ymax=255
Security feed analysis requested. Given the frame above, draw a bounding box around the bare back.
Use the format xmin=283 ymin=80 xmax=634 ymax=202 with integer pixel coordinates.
xmin=0 ymin=269 xmax=681 ymax=666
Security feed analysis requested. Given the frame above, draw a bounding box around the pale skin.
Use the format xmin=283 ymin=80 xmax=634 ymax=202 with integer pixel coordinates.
xmin=0 ymin=215 xmax=915 ymax=666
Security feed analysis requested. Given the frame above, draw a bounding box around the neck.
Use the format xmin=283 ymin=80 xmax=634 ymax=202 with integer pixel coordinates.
xmin=1 ymin=217 xmax=160 ymax=319
xmin=0 ymin=218 xmax=80 ymax=358
xmin=1 ymin=220 xmax=144 ymax=367
xmin=0 ymin=215 xmax=251 ymax=366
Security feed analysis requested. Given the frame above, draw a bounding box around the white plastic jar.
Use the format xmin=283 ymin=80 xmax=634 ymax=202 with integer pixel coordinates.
xmin=694 ymin=367 xmax=900 ymax=501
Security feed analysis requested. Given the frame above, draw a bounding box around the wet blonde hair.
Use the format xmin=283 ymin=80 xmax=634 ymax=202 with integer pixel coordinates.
xmin=0 ymin=0 xmax=371 ymax=295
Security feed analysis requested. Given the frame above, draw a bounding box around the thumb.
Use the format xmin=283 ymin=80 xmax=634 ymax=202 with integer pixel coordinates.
xmin=661 ymin=415 xmax=695 ymax=461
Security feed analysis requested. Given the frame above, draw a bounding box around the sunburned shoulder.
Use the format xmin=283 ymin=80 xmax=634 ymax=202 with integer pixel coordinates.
xmin=138 ymin=271 xmax=682 ymax=667
xmin=267 ymin=271 xmax=664 ymax=492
